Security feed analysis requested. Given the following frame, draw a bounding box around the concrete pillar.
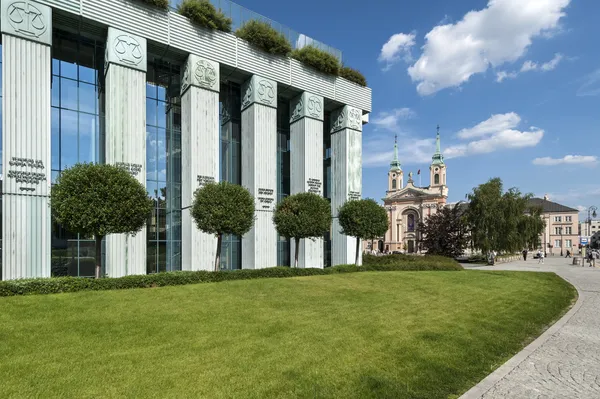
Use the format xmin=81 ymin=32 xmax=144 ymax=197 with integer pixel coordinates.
xmin=289 ymin=92 xmax=324 ymax=268
xmin=330 ymin=105 xmax=363 ymax=266
xmin=104 ymin=27 xmax=147 ymax=277
xmin=1 ymin=0 xmax=52 ymax=280
xmin=241 ymin=75 xmax=277 ymax=269
xmin=180 ymin=55 xmax=220 ymax=271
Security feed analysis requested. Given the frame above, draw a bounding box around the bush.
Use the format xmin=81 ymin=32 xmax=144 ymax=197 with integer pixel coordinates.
xmin=235 ymin=20 xmax=292 ymax=56
xmin=137 ymin=0 xmax=170 ymax=9
xmin=0 ymin=258 xmax=462 ymax=297
xmin=339 ymin=66 xmax=367 ymax=86
xmin=363 ymin=253 xmax=463 ymax=270
xmin=291 ymin=45 xmax=341 ymax=75
xmin=178 ymin=0 xmax=232 ymax=33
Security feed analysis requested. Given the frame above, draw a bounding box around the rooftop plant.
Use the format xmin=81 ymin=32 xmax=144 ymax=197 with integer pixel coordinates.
xmin=291 ymin=45 xmax=341 ymax=76
xmin=236 ymin=20 xmax=292 ymax=56
xmin=178 ymin=0 xmax=232 ymax=33
xmin=340 ymin=66 xmax=367 ymax=87
xmin=138 ymin=0 xmax=170 ymax=9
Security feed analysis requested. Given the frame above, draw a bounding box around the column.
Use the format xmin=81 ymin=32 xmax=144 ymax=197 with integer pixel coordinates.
xmin=241 ymin=75 xmax=277 ymax=269
xmin=1 ymin=0 xmax=52 ymax=280
xmin=330 ymin=105 xmax=363 ymax=266
xmin=180 ymin=55 xmax=219 ymax=271
xmin=289 ymin=92 xmax=324 ymax=268
xmin=104 ymin=27 xmax=147 ymax=277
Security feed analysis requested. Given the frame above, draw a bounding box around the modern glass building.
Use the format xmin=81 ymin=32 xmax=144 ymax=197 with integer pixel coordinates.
xmin=0 ymin=0 xmax=371 ymax=280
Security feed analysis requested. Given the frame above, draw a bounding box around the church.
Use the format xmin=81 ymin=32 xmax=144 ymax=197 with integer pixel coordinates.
xmin=376 ymin=127 xmax=449 ymax=254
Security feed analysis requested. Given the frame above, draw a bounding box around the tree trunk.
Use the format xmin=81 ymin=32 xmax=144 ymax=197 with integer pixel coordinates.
xmin=355 ymin=237 xmax=360 ymax=266
xmin=215 ymin=234 xmax=222 ymax=272
xmin=95 ymin=235 xmax=103 ymax=279
xmin=294 ymin=237 xmax=300 ymax=268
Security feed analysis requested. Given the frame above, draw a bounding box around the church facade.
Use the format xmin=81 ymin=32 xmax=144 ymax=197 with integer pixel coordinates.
xmin=378 ymin=128 xmax=449 ymax=253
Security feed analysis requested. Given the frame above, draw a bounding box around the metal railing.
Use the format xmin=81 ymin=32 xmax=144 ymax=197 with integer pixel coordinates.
xmin=169 ymin=0 xmax=343 ymax=62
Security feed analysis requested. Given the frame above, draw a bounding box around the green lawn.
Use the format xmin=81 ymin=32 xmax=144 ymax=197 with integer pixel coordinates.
xmin=0 ymin=271 xmax=575 ymax=399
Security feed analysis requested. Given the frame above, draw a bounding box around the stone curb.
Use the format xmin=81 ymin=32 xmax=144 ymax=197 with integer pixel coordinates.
xmin=459 ymin=273 xmax=583 ymax=399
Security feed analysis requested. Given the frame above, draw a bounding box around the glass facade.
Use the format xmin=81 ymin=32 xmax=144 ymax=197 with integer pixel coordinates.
xmin=277 ymin=99 xmax=291 ymax=266
xmin=50 ymin=31 xmax=104 ymax=277
xmin=323 ymin=112 xmax=332 ymax=267
xmin=219 ymin=83 xmax=242 ymax=270
xmin=146 ymin=60 xmax=182 ymax=273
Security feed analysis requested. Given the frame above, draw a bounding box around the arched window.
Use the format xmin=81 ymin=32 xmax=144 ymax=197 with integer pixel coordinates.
xmin=392 ymin=179 xmax=397 ymax=189
xmin=408 ymin=214 xmax=415 ymax=232
xmin=434 ymin=174 xmax=440 ymax=185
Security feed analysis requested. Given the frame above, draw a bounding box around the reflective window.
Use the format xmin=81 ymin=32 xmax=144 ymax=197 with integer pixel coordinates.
xmin=146 ymin=60 xmax=182 ymax=274
xmin=277 ymin=99 xmax=290 ymax=266
xmin=50 ymin=32 xmax=104 ymax=277
xmin=323 ymin=112 xmax=332 ymax=267
xmin=219 ymin=83 xmax=242 ymax=270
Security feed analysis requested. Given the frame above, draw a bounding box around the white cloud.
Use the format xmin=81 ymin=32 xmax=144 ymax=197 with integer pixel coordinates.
xmin=378 ymin=32 xmax=416 ymax=71
xmin=521 ymin=60 xmax=538 ymax=72
xmin=371 ymin=108 xmax=416 ymax=132
xmin=532 ymin=155 xmax=598 ymax=166
xmin=541 ymin=53 xmax=564 ymax=71
xmin=457 ymin=112 xmax=521 ymax=139
xmin=407 ymin=0 xmax=570 ymax=95
xmin=496 ymin=71 xmax=518 ymax=82
xmin=446 ymin=112 xmax=543 ymax=158
xmin=577 ymin=68 xmax=600 ymax=97
xmin=363 ymin=136 xmax=434 ymax=167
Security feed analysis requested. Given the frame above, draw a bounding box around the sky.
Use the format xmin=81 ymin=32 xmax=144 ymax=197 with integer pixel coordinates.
xmin=243 ymin=0 xmax=599 ymax=221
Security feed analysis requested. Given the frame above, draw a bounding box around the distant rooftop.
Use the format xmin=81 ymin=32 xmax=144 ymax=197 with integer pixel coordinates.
xmin=528 ymin=198 xmax=578 ymax=213
xmin=169 ymin=0 xmax=343 ymax=61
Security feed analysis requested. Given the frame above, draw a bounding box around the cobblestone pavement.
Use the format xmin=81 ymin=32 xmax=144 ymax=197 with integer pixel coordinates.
xmin=460 ymin=255 xmax=600 ymax=399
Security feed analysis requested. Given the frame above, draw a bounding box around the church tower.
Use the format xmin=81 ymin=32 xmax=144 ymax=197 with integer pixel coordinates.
xmin=430 ymin=125 xmax=447 ymax=188
xmin=388 ymin=135 xmax=403 ymax=192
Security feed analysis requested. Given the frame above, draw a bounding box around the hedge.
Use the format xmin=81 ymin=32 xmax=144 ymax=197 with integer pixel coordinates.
xmin=0 ymin=259 xmax=462 ymax=297
xmin=178 ymin=0 xmax=232 ymax=33
xmin=235 ymin=20 xmax=292 ymax=56
xmin=340 ymin=66 xmax=367 ymax=87
xmin=291 ymin=45 xmax=341 ymax=75
xmin=138 ymin=0 xmax=169 ymax=9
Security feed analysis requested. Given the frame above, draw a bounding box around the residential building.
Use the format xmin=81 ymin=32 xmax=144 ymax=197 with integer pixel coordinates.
xmin=0 ymin=0 xmax=371 ymax=280
xmin=529 ymin=196 xmax=579 ymax=256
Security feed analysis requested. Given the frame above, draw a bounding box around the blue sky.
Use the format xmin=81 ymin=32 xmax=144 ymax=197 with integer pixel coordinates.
xmin=245 ymin=0 xmax=599 ymax=218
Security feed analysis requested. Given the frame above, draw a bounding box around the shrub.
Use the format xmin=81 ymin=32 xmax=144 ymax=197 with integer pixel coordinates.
xmin=363 ymin=254 xmax=463 ymax=270
xmin=235 ymin=20 xmax=292 ymax=56
xmin=178 ymin=0 xmax=232 ymax=33
xmin=0 ymin=259 xmax=462 ymax=297
xmin=137 ymin=0 xmax=170 ymax=9
xmin=339 ymin=66 xmax=367 ymax=87
xmin=291 ymin=45 xmax=341 ymax=75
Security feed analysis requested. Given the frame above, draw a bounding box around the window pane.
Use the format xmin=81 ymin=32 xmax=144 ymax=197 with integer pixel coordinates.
xmin=146 ymin=241 xmax=157 ymax=274
xmin=51 ymin=108 xmax=60 ymax=170
xmin=79 ymin=65 xmax=96 ymax=85
xmin=60 ymin=60 xmax=77 ymax=79
xmin=157 ymin=209 xmax=166 ymax=241
xmin=52 ymin=76 xmax=60 ymax=107
xmin=78 ymin=82 xmax=97 ymax=114
xmin=147 ymin=99 xmax=157 ymax=127
xmin=79 ymin=113 xmax=97 ymax=163
xmin=156 ymin=101 xmax=167 ymax=129
xmin=158 ymin=242 xmax=167 ymax=273
xmin=60 ymin=110 xmax=79 ymax=169
xmin=146 ymin=208 xmax=157 ymax=241
xmin=78 ymin=241 xmax=97 ymax=277
xmin=157 ymin=128 xmax=166 ymax=181
xmin=146 ymin=126 xmax=158 ymax=181
xmin=60 ymin=78 xmax=78 ymax=111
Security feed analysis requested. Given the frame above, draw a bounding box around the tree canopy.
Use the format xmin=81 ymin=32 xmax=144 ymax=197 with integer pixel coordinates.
xmin=51 ymin=163 xmax=154 ymax=278
xmin=273 ymin=192 xmax=332 ymax=268
xmin=419 ymin=203 xmax=468 ymax=258
xmin=466 ymin=178 xmax=545 ymax=253
xmin=191 ymin=182 xmax=255 ymax=271
xmin=338 ymin=199 xmax=389 ymax=265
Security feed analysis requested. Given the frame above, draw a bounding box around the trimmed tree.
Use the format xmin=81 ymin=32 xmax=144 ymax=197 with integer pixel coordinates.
xmin=273 ymin=192 xmax=332 ymax=268
xmin=51 ymin=163 xmax=154 ymax=279
xmin=418 ymin=203 xmax=468 ymax=258
xmin=191 ymin=182 xmax=255 ymax=271
xmin=338 ymin=199 xmax=389 ymax=265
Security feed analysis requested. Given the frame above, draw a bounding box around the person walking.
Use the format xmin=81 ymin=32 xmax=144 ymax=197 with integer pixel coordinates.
xmin=538 ymin=249 xmax=544 ymax=264
xmin=522 ymin=249 xmax=528 ymax=261
xmin=565 ymin=249 xmax=571 ymax=258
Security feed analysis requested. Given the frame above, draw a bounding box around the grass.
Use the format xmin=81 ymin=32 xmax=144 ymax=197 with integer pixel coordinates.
xmin=0 ymin=271 xmax=575 ymax=398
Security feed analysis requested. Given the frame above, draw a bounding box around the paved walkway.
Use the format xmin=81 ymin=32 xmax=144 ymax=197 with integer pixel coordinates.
xmin=460 ymin=255 xmax=600 ymax=399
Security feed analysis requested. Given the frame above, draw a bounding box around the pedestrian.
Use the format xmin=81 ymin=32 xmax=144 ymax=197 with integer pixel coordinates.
xmin=537 ymin=249 xmax=544 ymax=264
xmin=587 ymin=250 xmax=594 ymax=267
xmin=522 ymin=248 xmax=528 ymax=261
xmin=565 ymin=249 xmax=571 ymax=258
